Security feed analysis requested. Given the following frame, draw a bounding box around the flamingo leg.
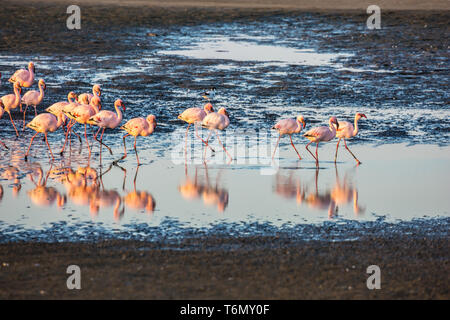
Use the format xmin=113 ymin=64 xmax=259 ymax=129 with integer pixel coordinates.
xmin=84 ymin=124 xmax=91 ymax=157
xmin=305 ymin=141 xmax=317 ymax=162
xmin=184 ymin=123 xmax=191 ymax=157
xmin=272 ymin=134 xmax=281 ymax=160
xmin=203 ymin=131 xmax=212 ymax=159
xmin=215 ymin=130 xmax=232 ymax=161
xmin=195 ymin=124 xmax=215 ymax=152
xmin=315 ymin=143 xmax=319 ymax=166
xmin=289 ymin=135 xmax=302 ymax=160
xmin=95 ymin=127 xmax=112 ymax=155
xmin=94 ymin=127 xmax=101 ymax=140
xmin=44 ymin=132 xmax=55 ymax=161
xmin=334 ymin=138 xmax=341 ymax=163
xmin=122 ymin=134 xmax=130 ymax=159
xmin=22 ymin=105 xmax=29 ymax=130
xmin=0 ymin=140 xmax=8 ymax=150
xmin=25 ymin=132 xmax=39 ymax=160
xmin=344 ymin=139 xmax=361 ymax=165
xmin=34 ymin=105 xmax=37 ymax=116
xmin=134 ymin=136 xmax=140 ymax=166
xmin=7 ymin=111 xmax=19 ymax=137
xmin=60 ymin=120 xmax=73 ymax=155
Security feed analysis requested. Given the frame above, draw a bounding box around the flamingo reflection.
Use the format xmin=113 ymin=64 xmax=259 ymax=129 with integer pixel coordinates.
xmin=26 ymin=164 xmax=66 ymax=208
xmin=123 ymin=166 xmax=156 ymax=214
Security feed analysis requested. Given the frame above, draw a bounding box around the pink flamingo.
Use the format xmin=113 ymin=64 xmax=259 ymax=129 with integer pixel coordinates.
xmin=63 ymin=96 xmax=101 ymax=157
xmin=334 ymin=113 xmax=367 ymax=165
xmin=88 ymin=98 xmax=126 ymax=155
xmin=0 ymin=82 xmax=22 ymax=136
xmin=8 ymin=62 xmax=35 ymax=88
xmin=303 ymin=116 xmax=339 ymax=166
xmin=272 ymin=115 xmax=306 ymax=160
xmin=202 ymin=107 xmax=232 ymax=160
xmin=0 ymin=101 xmax=9 ymax=149
xmin=24 ymin=112 xmax=65 ymax=161
xmin=78 ymin=84 xmax=101 ymax=104
xmin=21 ymin=78 xmax=46 ymax=127
xmin=178 ymin=103 xmax=215 ymax=152
xmin=120 ymin=114 xmax=157 ymax=165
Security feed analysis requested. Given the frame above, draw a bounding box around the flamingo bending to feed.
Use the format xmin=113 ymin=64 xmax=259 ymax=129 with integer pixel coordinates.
xmin=202 ymin=107 xmax=232 ymax=160
xmin=8 ymin=62 xmax=35 ymax=88
xmin=88 ymin=98 xmax=126 ymax=155
xmin=272 ymin=115 xmax=306 ymax=160
xmin=0 ymin=82 xmax=22 ymax=137
xmin=303 ymin=116 xmax=339 ymax=166
xmin=78 ymin=84 xmax=101 ymax=104
xmin=120 ymin=114 xmax=157 ymax=165
xmin=24 ymin=112 xmax=65 ymax=161
xmin=63 ymin=96 xmax=101 ymax=157
xmin=0 ymin=101 xmax=9 ymax=149
xmin=335 ymin=112 xmax=367 ymax=165
xmin=178 ymin=103 xmax=215 ymax=152
xmin=21 ymin=78 xmax=46 ymax=126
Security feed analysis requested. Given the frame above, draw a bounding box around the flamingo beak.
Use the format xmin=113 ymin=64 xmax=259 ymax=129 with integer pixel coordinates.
xmin=122 ymin=103 xmax=126 ymax=111
xmin=43 ymin=84 xmax=47 ymax=90
xmin=335 ymin=121 xmax=339 ymax=130
xmin=302 ymin=120 xmax=306 ymax=128
xmin=362 ymin=114 xmax=367 ymax=119
xmin=33 ymin=66 xmax=36 ymax=73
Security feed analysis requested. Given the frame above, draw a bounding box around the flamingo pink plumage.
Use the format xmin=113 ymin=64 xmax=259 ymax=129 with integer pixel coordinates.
xmin=303 ymin=116 xmax=339 ymax=166
xmin=78 ymin=84 xmax=101 ymax=105
xmin=0 ymin=100 xmax=9 ymax=149
xmin=335 ymin=113 xmax=367 ymax=165
xmin=88 ymin=98 xmax=126 ymax=155
xmin=0 ymin=82 xmax=22 ymax=137
xmin=202 ymin=107 xmax=232 ymax=160
xmin=178 ymin=103 xmax=215 ymax=152
xmin=8 ymin=62 xmax=35 ymax=88
xmin=24 ymin=112 xmax=65 ymax=161
xmin=21 ymin=78 xmax=46 ymax=127
xmin=272 ymin=115 xmax=306 ymax=160
xmin=120 ymin=114 xmax=157 ymax=165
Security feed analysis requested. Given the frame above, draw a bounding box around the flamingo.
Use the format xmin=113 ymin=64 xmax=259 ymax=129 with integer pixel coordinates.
xmin=0 ymin=82 xmax=22 ymax=136
xmin=178 ymin=103 xmax=215 ymax=152
xmin=202 ymin=107 xmax=232 ymax=160
xmin=62 ymin=96 xmax=101 ymax=156
xmin=87 ymin=98 xmax=126 ymax=155
xmin=272 ymin=115 xmax=306 ymax=160
xmin=46 ymin=91 xmax=78 ymax=118
xmin=303 ymin=116 xmax=339 ymax=166
xmin=334 ymin=113 xmax=367 ymax=165
xmin=8 ymin=62 xmax=35 ymax=88
xmin=120 ymin=114 xmax=157 ymax=165
xmin=24 ymin=112 xmax=65 ymax=161
xmin=21 ymin=78 xmax=46 ymax=126
xmin=0 ymin=101 xmax=9 ymax=149
xmin=78 ymin=84 xmax=101 ymax=104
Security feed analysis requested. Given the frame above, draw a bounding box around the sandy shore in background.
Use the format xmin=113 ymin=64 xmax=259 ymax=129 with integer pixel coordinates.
xmin=12 ymin=0 xmax=450 ymax=11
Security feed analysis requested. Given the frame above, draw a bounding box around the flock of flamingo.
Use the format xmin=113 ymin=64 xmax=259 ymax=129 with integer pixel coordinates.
xmin=0 ymin=61 xmax=367 ymax=166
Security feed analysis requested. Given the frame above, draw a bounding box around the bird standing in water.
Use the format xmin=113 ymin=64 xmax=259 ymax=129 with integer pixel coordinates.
xmin=303 ymin=116 xmax=339 ymax=166
xmin=335 ymin=113 xmax=367 ymax=165
xmin=272 ymin=115 xmax=306 ymax=160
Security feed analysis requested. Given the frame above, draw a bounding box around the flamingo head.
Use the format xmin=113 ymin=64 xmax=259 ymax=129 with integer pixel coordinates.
xmin=38 ymin=79 xmax=46 ymax=90
xmin=28 ymin=62 xmax=35 ymax=73
xmin=356 ymin=113 xmax=367 ymax=120
xmin=204 ymin=103 xmax=214 ymax=113
xmin=68 ymin=91 xmax=78 ymax=101
xmin=297 ymin=115 xmax=306 ymax=128
xmin=91 ymin=96 xmax=102 ymax=109
xmin=115 ymin=99 xmax=125 ymax=111
xmin=93 ymin=84 xmax=101 ymax=97
xmin=14 ymin=82 xmax=22 ymax=94
xmin=330 ymin=116 xmax=339 ymax=130
xmin=218 ymin=107 xmax=229 ymax=117
xmin=147 ymin=114 xmax=157 ymax=126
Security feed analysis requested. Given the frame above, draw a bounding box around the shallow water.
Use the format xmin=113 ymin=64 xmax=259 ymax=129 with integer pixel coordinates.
xmin=0 ymin=11 xmax=449 ymax=241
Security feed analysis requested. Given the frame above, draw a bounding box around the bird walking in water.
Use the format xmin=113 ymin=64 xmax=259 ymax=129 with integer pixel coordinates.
xmin=303 ymin=116 xmax=339 ymax=166
xmin=24 ymin=112 xmax=65 ymax=161
xmin=0 ymin=82 xmax=22 ymax=137
xmin=272 ymin=115 xmax=306 ymax=160
xmin=178 ymin=103 xmax=216 ymax=152
xmin=120 ymin=114 xmax=157 ymax=165
xmin=78 ymin=84 xmax=101 ymax=104
xmin=8 ymin=62 xmax=35 ymax=88
xmin=202 ymin=107 xmax=232 ymax=161
xmin=335 ymin=113 xmax=367 ymax=165
xmin=21 ymin=78 xmax=46 ymax=128
xmin=88 ymin=98 xmax=126 ymax=155
xmin=0 ymin=101 xmax=9 ymax=149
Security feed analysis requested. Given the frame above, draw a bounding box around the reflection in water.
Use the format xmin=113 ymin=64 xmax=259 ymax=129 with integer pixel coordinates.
xmin=27 ymin=164 xmax=66 ymax=208
xmin=274 ymin=165 xmax=365 ymax=218
xmin=179 ymin=164 xmax=229 ymax=212
xmin=123 ymin=166 xmax=156 ymax=214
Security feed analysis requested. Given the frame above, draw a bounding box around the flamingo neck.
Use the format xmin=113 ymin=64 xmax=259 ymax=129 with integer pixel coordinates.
xmin=353 ymin=116 xmax=360 ymax=136
xmin=38 ymin=83 xmax=45 ymax=101
xmin=114 ymin=103 xmax=123 ymax=122
xmin=56 ymin=113 xmax=65 ymax=128
xmin=28 ymin=66 xmax=35 ymax=80
xmin=295 ymin=119 xmax=303 ymax=133
xmin=14 ymin=86 xmax=21 ymax=105
xmin=329 ymin=121 xmax=337 ymax=133
xmin=68 ymin=95 xmax=75 ymax=103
